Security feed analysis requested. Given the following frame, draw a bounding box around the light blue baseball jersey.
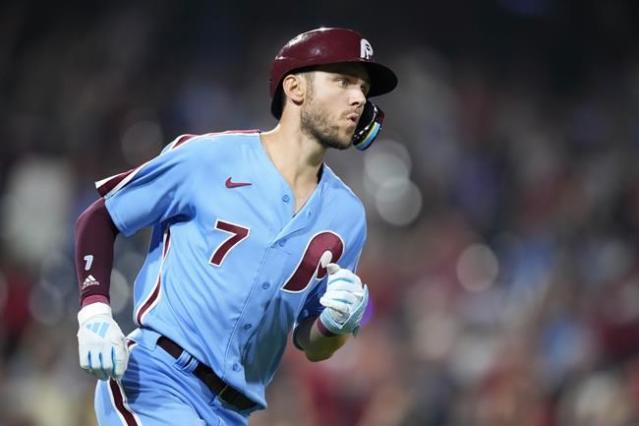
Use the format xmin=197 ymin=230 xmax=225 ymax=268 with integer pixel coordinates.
xmin=96 ymin=131 xmax=367 ymax=409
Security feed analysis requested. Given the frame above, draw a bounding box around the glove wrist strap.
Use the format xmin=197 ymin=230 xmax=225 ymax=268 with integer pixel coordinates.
xmin=77 ymin=302 xmax=112 ymax=325
xmin=316 ymin=317 xmax=338 ymax=337
xmin=319 ymin=310 xmax=351 ymax=335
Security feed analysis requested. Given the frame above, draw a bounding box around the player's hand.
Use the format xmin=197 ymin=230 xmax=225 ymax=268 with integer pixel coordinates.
xmin=319 ymin=263 xmax=369 ymax=335
xmin=77 ymin=302 xmax=129 ymax=381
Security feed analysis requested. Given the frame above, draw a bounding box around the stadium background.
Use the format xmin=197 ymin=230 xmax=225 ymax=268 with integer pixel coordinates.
xmin=2 ymin=1 xmax=639 ymax=424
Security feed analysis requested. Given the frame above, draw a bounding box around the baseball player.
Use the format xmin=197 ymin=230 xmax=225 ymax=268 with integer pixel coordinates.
xmin=75 ymin=27 xmax=397 ymax=425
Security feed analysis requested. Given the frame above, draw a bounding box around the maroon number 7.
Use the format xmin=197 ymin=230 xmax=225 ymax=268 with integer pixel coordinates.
xmin=210 ymin=220 xmax=250 ymax=266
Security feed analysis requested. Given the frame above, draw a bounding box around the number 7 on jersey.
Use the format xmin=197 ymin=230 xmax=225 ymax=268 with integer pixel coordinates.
xmin=210 ymin=220 xmax=250 ymax=266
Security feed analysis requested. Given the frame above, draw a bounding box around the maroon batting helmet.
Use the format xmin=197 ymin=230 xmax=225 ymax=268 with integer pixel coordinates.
xmin=270 ymin=27 xmax=398 ymax=118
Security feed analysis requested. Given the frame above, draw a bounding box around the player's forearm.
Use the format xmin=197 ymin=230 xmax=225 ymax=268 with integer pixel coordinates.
xmin=294 ymin=316 xmax=349 ymax=362
xmin=75 ymin=198 xmax=119 ymax=306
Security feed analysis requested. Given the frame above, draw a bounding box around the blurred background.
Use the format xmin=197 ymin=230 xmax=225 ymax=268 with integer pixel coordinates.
xmin=2 ymin=0 xmax=639 ymax=425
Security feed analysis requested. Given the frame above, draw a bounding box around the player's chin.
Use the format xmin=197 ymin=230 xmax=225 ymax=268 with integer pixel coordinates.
xmin=338 ymin=142 xmax=353 ymax=151
xmin=320 ymin=135 xmax=351 ymax=150
xmin=334 ymin=133 xmax=353 ymax=150
xmin=337 ymin=126 xmax=356 ymax=148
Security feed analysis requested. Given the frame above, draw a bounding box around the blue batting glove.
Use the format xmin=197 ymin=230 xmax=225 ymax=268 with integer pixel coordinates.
xmin=77 ymin=302 xmax=129 ymax=381
xmin=319 ymin=263 xmax=369 ymax=335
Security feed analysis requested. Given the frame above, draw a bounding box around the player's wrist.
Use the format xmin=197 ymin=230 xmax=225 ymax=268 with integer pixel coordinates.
xmin=316 ymin=316 xmax=338 ymax=337
xmin=319 ymin=308 xmax=352 ymax=335
xmin=81 ymin=294 xmax=110 ymax=308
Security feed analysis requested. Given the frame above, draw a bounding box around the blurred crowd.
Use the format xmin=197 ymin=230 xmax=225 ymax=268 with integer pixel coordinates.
xmin=2 ymin=1 xmax=639 ymax=425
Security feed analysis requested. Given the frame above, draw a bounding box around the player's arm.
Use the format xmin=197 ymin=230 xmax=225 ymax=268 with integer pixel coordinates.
xmin=75 ymin=136 xmax=201 ymax=380
xmin=293 ymin=263 xmax=369 ymax=362
xmin=75 ymin=197 xmax=129 ymax=380
xmin=76 ymin=198 xmax=117 ymax=306
xmin=293 ymin=316 xmax=349 ymax=362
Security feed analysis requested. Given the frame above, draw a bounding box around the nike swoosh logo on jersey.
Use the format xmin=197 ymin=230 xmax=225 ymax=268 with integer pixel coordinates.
xmin=225 ymin=177 xmax=252 ymax=188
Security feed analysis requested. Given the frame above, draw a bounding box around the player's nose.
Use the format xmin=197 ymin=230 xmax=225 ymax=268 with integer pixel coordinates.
xmin=349 ymin=87 xmax=366 ymax=108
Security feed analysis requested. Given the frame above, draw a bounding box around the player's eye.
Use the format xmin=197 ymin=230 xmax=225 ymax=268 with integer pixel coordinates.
xmin=337 ymin=77 xmax=349 ymax=88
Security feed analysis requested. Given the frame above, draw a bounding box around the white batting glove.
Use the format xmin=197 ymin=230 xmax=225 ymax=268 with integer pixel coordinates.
xmin=319 ymin=263 xmax=369 ymax=335
xmin=77 ymin=302 xmax=129 ymax=381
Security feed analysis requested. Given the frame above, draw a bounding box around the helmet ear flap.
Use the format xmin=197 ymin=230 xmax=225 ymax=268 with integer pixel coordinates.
xmin=352 ymin=102 xmax=384 ymax=151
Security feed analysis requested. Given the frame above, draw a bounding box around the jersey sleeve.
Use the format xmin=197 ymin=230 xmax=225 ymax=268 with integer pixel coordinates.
xmin=95 ymin=136 xmax=202 ymax=237
xmin=296 ymin=220 xmax=368 ymax=325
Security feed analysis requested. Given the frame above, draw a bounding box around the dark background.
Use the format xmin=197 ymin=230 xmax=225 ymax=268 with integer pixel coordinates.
xmin=2 ymin=1 xmax=639 ymax=425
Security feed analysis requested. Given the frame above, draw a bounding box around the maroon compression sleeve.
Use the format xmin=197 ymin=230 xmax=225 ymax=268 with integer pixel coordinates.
xmin=75 ymin=198 xmax=119 ymax=306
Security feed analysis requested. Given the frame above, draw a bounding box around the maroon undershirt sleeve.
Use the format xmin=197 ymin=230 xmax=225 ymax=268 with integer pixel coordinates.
xmin=75 ymin=198 xmax=119 ymax=307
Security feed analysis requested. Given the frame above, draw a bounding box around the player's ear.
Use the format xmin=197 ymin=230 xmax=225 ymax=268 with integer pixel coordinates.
xmin=282 ymin=73 xmax=306 ymax=106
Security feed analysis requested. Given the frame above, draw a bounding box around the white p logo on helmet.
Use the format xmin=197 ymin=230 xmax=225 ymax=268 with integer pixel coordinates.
xmin=360 ymin=39 xmax=373 ymax=60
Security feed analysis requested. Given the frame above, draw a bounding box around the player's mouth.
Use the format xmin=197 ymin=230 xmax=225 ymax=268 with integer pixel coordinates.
xmin=345 ymin=112 xmax=360 ymax=127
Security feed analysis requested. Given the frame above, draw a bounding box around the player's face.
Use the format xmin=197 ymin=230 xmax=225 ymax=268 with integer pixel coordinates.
xmin=300 ymin=64 xmax=371 ymax=150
